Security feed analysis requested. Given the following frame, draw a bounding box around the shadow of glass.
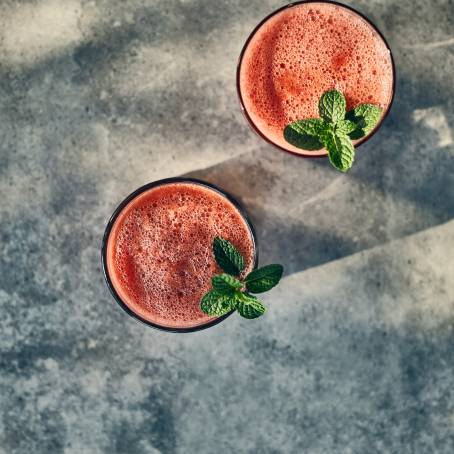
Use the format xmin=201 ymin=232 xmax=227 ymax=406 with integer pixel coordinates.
xmin=184 ymin=147 xmax=359 ymax=275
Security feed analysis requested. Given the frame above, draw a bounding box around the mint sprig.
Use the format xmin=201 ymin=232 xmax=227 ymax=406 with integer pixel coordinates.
xmin=283 ymin=89 xmax=383 ymax=172
xmin=201 ymin=237 xmax=284 ymax=320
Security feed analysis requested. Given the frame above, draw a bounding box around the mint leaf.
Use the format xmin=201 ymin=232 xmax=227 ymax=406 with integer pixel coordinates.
xmin=213 ymin=237 xmax=244 ymax=276
xmin=348 ymin=128 xmax=366 ymax=141
xmin=283 ymin=118 xmax=326 ymax=150
xmin=346 ymin=104 xmax=382 ymax=139
xmin=287 ymin=118 xmax=327 ymax=136
xmin=212 ymin=273 xmax=243 ymax=294
xmin=319 ymin=90 xmax=346 ymax=124
xmin=321 ymin=130 xmax=355 ymax=172
xmin=235 ymin=293 xmax=266 ymax=319
xmin=203 ymin=239 xmax=283 ymax=322
xmin=336 ymin=119 xmax=357 ymax=135
xmin=245 ymin=264 xmax=284 ymax=294
xmin=200 ymin=290 xmax=235 ymax=316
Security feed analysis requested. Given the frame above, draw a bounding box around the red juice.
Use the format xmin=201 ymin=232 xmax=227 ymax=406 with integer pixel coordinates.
xmin=104 ymin=181 xmax=255 ymax=330
xmin=238 ymin=1 xmax=394 ymax=156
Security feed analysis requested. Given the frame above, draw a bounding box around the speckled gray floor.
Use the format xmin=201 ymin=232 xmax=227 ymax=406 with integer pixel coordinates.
xmin=1 ymin=1 xmax=453 ymax=453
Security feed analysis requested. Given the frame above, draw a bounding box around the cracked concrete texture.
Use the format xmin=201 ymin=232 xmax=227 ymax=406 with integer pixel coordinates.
xmin=1 ymin=0 xmax=453 ymax=453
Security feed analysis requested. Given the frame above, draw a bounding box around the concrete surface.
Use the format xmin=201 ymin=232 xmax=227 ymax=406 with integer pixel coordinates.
xmin=1 ymin=0 xmax=453 ymax=453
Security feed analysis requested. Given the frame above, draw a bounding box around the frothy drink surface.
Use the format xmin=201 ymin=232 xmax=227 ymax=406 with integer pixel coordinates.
xmin=239 ymin=2 xmax=394 ymax=155
xmin=106 ymin=182 xmax=255 ymax=329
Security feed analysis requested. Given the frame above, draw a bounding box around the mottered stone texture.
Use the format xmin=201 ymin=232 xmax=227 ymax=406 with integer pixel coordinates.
xmin=1 ymin=0 xmax=453 ymax=453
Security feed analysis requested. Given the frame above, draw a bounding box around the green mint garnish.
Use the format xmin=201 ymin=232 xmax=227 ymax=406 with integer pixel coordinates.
xmin=235 ymin=293 xmax=266 ymax=319
xmin=283 ymin=90 xmax=383 ymax=172
xmin=200 ymin=290 xmax=235 ymax=316
xmin=244 ymin=264 xmax=284 ymax=294
xmin=283 ymin=118 xmax=326 ymax=151
xmin=320 ymin=129 xmax=355 ymax=173
xmin=212 ymin=273 xmax=243 ymax=294
xmin=213 ymin=236 xmax=244 ymax=276
xmin=345 ymin=104 xmax=382 ymax=139
xmin=335 ymin=119 xmax=357 ymax=135
xmin=319 ymin=89 xmax=346 ymax=124
xmin=201 ymin=237 xmax=284 ymax=320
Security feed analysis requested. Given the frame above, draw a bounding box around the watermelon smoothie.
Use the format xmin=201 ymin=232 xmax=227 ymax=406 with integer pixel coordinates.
xmin=237 ymin=1 xmax=395 ymax=156
xmin=102 ymin=179 xmax=257 ymax=332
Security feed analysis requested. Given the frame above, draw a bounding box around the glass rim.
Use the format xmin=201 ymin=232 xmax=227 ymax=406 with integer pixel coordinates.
xmin=236 ymin=0 xmax=396 ymax=158
xmin=101 ymin=177 xmax=259 ymax=333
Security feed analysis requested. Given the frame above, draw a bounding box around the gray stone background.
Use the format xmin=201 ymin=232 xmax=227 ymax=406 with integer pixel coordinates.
xmin=1 ymin=0 xmax=453 ymax=452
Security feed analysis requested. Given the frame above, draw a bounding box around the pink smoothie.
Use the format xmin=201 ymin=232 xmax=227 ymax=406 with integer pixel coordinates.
xmin=106 ymin=182 xmax=255 ymax=329
xmin=238 ymin=2 xmax=394 ymax=156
